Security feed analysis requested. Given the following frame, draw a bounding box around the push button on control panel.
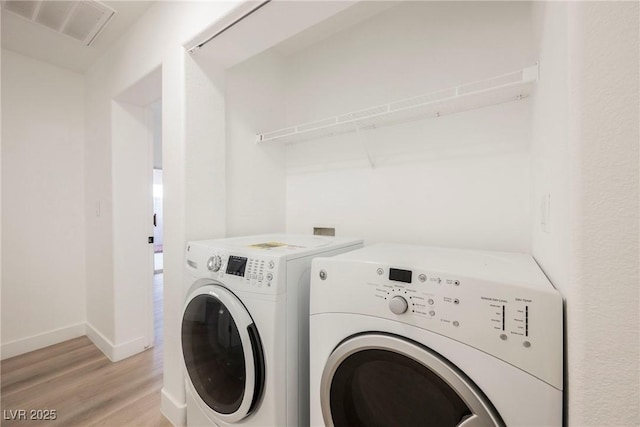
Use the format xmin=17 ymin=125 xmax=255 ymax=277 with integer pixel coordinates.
xmin=241 ymin=258 xmax=273 ymax=288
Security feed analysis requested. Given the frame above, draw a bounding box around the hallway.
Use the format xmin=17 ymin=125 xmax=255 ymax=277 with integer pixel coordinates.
xmin=0 ymin=275 xmax=169 ymax=427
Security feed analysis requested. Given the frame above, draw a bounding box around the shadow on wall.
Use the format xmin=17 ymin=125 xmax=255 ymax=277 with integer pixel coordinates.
xmin=285 ymin=100 xmax=531 ymax=174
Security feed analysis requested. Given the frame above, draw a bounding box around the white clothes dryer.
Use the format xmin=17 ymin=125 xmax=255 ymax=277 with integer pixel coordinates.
xmin=182 ymin=234 xmax=363 ymax=427
xmin=310 ymin=244 xmax=563 ymax=427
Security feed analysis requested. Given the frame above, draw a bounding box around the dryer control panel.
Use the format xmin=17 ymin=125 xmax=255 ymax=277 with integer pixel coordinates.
xmin=371 ymin=266 xmax=533 ymax=341
xmin=310 ymin=245 xmax=563 ymax=390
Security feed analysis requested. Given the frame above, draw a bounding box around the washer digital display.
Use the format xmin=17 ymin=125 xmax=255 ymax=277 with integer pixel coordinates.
xmin=226 ymin=256 xmax=248 ymax=277
xmin=389 ymin=268 xmax=412 ymax=283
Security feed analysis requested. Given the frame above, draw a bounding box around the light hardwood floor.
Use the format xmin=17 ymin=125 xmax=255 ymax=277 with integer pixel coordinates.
xmin=1 ymin=275 xmax=173 ymax=427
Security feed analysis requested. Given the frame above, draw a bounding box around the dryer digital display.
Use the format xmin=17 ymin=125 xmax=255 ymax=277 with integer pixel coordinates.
xmin=389 ymin=268 xmax=412 ymax=283
xmin=226 ymin=256 xmax=248 ymax=277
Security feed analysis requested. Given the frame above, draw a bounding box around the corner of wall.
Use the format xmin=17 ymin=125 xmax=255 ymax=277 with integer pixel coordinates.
xmin=85 ymin=321 xmax=116 ymax=361
xmin=86 ymin=321 xmax=148 ymax=362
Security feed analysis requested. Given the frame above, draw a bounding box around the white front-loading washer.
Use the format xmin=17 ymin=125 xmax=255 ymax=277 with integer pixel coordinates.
xmin=182 ymin=234 xmax=363 ymax=427
xmin=310 ymin=243 xmax=563 ymax=427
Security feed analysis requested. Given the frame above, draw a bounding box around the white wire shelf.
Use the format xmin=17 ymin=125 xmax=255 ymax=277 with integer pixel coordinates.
xmin=256 ymin=64 xmax=538 ymax=145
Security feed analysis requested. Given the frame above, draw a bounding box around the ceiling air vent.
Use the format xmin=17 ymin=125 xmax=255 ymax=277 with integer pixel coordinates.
xmin=2 ymin=0 xmax=116 ymax=46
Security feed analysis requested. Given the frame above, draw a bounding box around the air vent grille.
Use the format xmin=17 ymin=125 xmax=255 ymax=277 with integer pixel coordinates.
xmin=2 ymin=0 xmax=116 ymax=46
xmin=4 ymin=0 xmax=37 ymax=19
xmin=37 ymin=1 xmax=74 ymax=31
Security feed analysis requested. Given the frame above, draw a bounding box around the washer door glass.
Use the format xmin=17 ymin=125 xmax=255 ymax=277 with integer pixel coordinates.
xmin=182 ymin=285 xmax=264 ymax=421
xmin=322 ymin=334 xmax=503 ymax=427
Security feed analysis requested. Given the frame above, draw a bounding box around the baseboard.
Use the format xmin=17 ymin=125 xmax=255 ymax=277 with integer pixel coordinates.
xmin=113 ymin=335 xmax=148 ymax=361
xmin=2 ymin=322 xmax=149 ymax=362
xmin=85 ymin=322 xmax=116 ymax=361
xmin=1 ymin=322 xmax=85 ymax=360
xmin=86 ymin=322 xmax=148 ymax=362
xmin=161 ymin=387 xmax=187 ymax=427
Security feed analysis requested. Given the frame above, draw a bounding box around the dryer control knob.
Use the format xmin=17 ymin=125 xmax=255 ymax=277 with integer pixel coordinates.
xmin=207 ymin=255 xmax=222 ymax=272
xmin=389 ymin=296 xmax=408 ymax=315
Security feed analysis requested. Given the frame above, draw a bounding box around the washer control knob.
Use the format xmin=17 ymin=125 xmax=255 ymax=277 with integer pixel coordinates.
xmin=266 ymin=272 xmax=273 ymax=281
xmin=389 ymin=296 xmax=408 ymax=315
xmin=207 ymin=255 xmax=222 ymax=272
xmin=268 ymin=261 xmax=275 ymax=269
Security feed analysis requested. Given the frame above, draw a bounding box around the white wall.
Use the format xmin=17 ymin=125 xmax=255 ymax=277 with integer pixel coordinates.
xmin=285 ymin=2 xmax=535 ymax=124
xmin=534 ymin=2 xmax=640 ymax=426
xmin=568 ymin=2 xmax=640 ymax=419
xmin=531 ymin=2 xmax=639 ymax=425
xmin=183 ymin=54 xmax=227 ymax=246
xmin=225 ymin=51 xmax=287 ymax=236
xmin=282 ymin=1 xmax=535 ymax=251
xmin=152 ymin=101 xmax=163 ymax=170
xmin=530 ymin=2 xmax=571 ymax=298
xmin=1 ymin=49 xmax=86 ymax=358
xmin=529 ymin=3 xmax=573 ymax=422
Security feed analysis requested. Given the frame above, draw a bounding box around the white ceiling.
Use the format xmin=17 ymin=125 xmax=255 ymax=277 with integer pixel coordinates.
xmin=190 ymin=1 xmax=399 ymax=76
xmin=1 ymin=1 xmax=154 ymax=74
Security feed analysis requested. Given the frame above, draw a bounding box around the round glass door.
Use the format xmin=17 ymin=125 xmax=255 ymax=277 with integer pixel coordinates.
xmin=321 ymin=334 xmax=503 ymax=427
xmin=181 ymin=284 xmax=264 ymax=423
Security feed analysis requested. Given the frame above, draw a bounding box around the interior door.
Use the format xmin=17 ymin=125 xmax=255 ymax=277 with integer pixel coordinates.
xmin=111 ymin=100 xmax=155 ymax=350
xmin=321 ymin=334 xmax=504 ymax=427
xmin=181 ymin=283 xmax=265 ymax=423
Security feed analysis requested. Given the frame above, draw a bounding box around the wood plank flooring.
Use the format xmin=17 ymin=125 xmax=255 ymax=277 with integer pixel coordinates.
xmin=1 ymin=275 xmax=172 ymax=427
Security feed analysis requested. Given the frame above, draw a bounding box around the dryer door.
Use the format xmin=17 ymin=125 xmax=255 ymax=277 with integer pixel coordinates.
xmin=321 ymin=334 xmax=503 ymax=427
xmin=181 ymin=283 xmax=264 ymax=423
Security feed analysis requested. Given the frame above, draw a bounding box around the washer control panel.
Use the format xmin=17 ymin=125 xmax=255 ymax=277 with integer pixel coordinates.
xmin=216 ymin=253 xmax=278 ymax=292
xmin=187 ymin=244 xmax=280 ymax=294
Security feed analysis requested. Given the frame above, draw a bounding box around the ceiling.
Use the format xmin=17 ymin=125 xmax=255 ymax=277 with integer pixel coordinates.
xmin=1 ymin=1 xmax=154 ymax=74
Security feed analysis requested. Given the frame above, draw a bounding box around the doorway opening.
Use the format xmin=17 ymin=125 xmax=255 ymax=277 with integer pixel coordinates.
xmin=112 ymin=66 xmax=163 ymax=352
xmin=153 ymin=169 xmax=163 ymax=272
xmin=152 ymin=101 xmax=163 ymax=275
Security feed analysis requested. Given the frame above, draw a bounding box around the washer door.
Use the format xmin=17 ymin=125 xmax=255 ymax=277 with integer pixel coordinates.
xmin=181 ymin=283 xmax=265 ymax=423
xmin=321 ymin=334 xmax=504 ymax=427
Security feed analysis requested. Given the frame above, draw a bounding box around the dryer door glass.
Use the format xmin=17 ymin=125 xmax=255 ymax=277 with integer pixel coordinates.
xmin=330 ymin=349 xmax=470 ymax=426
xmin=182 ymin=292 xmax=264 ymax=418
xmin=322 ymin=335 xmax=503 ymax=427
